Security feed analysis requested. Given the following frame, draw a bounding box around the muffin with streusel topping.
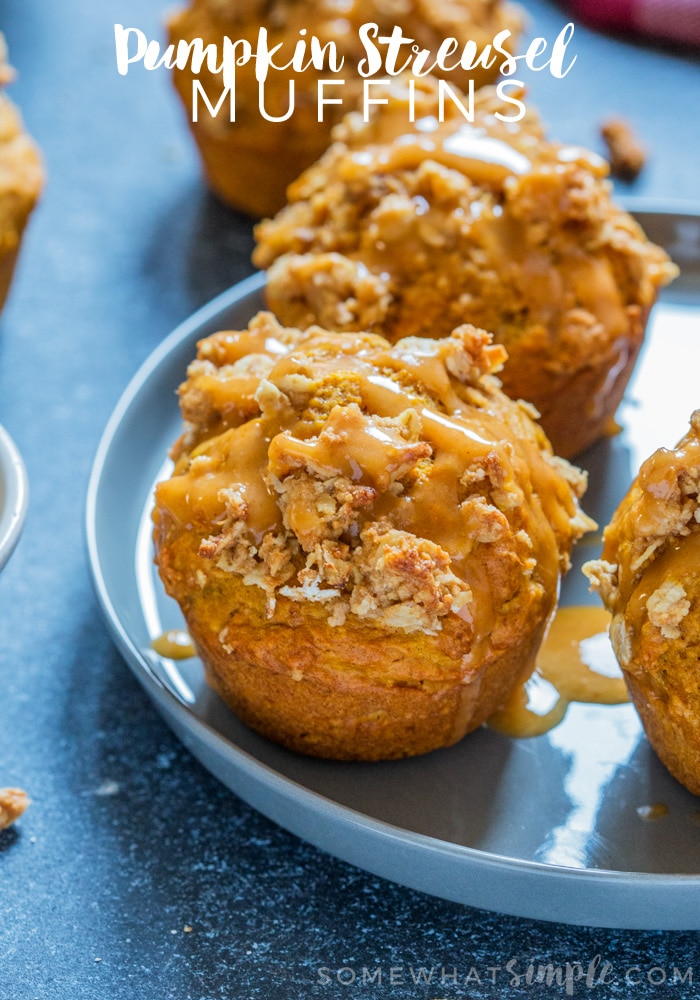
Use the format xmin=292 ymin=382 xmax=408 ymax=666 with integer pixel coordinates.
xmin=167 ymin=0 xmax=524 ymax=217
xmin=0 ymin=37 xmax=43 ymax=312
xmin=254 ymin=76 xmax=677 ymax=457
xmin=585 ymin=412 xmax=700 ymax=795
xmin=153 ymin=311 xmax=593 ymax=760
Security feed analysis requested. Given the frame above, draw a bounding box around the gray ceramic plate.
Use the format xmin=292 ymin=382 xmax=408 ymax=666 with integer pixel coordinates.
xmin=0 ymin=424 xmax=28 ymax=573
xmin=86 ymin=208 xmax=700 ymax=930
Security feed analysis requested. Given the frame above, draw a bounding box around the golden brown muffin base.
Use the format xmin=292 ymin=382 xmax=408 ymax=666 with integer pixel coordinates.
xmin=183 ymin=126 xmax=329 ymax=220
xmin=499 ymin=305 xmax=649 ymax=458
xmin=612 ymin=534 xmax=700 ymax=796
xmin=167 ymin=3 xmax=332 ymax=218
xmin=158 ymin=530 xmax=551 ymax=760
xmin=199 ymin=618 xmax=547 ymax=760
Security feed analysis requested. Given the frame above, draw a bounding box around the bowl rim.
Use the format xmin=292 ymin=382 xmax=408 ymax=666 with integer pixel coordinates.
xmin=0 ymin=424 xmax=29 ymax=572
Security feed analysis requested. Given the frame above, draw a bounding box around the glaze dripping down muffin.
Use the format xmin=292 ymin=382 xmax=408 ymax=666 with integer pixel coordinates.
xmin=153 ymin=311 xmax=593 ymax=760
xmin=167 ymin=0 xmax=524 ymax=217
xmin=585 ymin=412 xmax=700 ymax=795
xmin=254 ymin=76 xmax=677 ymax=457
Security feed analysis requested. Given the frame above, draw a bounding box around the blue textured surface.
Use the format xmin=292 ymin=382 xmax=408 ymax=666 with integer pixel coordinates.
xmin=1 ymin=1 xmax=700 ymax=997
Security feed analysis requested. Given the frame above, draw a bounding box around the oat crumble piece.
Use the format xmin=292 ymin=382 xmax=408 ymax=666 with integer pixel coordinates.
xmin=0 ymin=787 xmax=29 ymax=830
xmin=646 ymin=580 xmax=691 ymax=640
xmin=601 ymin=118 xmax=646 ymax=182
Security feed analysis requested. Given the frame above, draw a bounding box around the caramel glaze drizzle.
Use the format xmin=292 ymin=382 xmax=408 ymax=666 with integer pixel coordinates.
xmin=347 ymin=118 xmax=607 ymax=189
xmin=598 ymin=417 xmax=700 ymax=619
xmin=488 ymin=605 xmax=629 ymax=738
xmin=151 ymin=629 xmax=196 ymax=660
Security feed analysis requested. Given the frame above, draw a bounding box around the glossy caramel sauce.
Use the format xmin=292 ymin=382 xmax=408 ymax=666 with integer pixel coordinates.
xmin=599 ymin=414 xmax=700 ymax=617
xmin=348 ymin=117 xmax=607 ymax=189
xmin=488 ymin=606 xmax=629 ymax=738
xmin=349 ymin=123 xmax=533 ymax=187
xmin=151 ymin=629 xmax=196 ymax=660
xmin=621 ymin=532 xmax=700 ymax=658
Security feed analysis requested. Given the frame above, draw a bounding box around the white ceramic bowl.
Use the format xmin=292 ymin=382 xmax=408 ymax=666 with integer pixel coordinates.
xmin=0 ymin=424 xmax=28 ymax=572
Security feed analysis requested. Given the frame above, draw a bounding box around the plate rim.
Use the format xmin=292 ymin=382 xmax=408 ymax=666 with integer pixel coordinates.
xmin=85 ymin=213 xmax=700 ymax=929
xmin=0 ymin=422 xmax=29 ymax=572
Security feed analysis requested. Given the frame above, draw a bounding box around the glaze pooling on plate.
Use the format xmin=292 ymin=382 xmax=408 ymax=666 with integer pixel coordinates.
xmin=86 ymin=213 xmax=700 ymax=930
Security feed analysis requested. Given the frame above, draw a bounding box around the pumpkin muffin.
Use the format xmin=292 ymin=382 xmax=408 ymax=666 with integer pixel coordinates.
xmin=153 ymin=311 xmax=593 ymax=760
xmin=167 ymin=0 xmax=524 ymax=217
xmin=254 ymin=76 xmax=677 ymax=457
xmin=0 ymin=37 xmax=43 ymax=312
xmin=585 ymin=412 xmax=700 ymax=795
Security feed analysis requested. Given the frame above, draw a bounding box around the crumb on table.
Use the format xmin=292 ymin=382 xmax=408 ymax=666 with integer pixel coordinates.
xmin=0 ymin=787 xmax=30 ymax=830
xmin=601 ymin=118 xmax=646 ymax=181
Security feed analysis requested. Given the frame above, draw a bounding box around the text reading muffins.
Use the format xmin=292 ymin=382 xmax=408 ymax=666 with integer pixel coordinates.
xmin=585 ymin=412 xmax=700 ymax=795
xmin=153 ymin=311 xmax=593 ymax=760
xmin=168 ymin=0 xmax=523 ymax=217
xmin=254 ymin=76 xmax=677 ymax=457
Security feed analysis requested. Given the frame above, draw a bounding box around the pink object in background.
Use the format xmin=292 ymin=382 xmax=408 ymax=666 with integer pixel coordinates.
xmin=569 ymin=0 xmax=700 ymax=46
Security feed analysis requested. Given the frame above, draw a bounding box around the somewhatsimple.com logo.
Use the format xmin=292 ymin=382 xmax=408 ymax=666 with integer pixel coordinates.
xmin=316 ymin=958 xmax=692 ymax=995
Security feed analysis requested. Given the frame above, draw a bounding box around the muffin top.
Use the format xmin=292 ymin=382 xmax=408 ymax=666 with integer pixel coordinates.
xmin=254 ymin=75 xmax=676 ymax=365
xmin=154 ymin=312 xmax=592 ymax=643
